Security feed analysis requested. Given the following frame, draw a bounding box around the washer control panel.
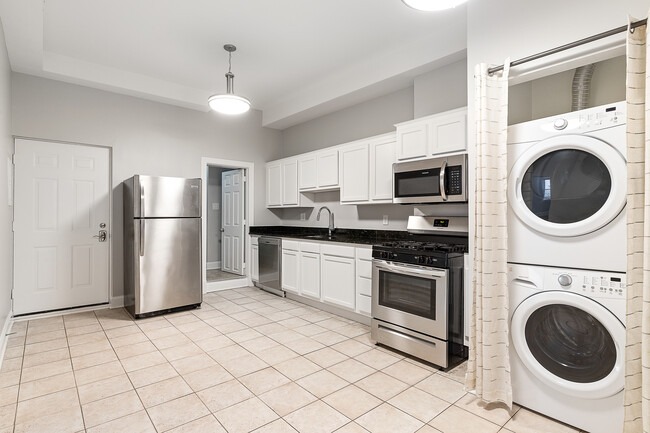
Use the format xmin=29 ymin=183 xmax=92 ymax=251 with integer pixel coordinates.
xmin=546 ymin=269 xmax=626 ymax=299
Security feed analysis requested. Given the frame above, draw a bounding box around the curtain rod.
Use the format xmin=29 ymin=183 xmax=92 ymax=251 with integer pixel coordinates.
xmin=487 ymin=18 xmax=648 ymax=75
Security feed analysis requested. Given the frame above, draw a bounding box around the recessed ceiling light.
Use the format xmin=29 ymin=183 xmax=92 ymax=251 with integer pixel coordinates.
xmin=401 ymin=0 xmax=468 ymax=11
xmin=208 ymin=44 xmax=251 ymax=115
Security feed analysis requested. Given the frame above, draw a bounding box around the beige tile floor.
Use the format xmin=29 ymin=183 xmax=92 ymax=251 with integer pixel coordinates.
xmin=206 ymin=269 xmax=243 ymax=283
xmin=0 ymin=287 xmax=586 ymax=433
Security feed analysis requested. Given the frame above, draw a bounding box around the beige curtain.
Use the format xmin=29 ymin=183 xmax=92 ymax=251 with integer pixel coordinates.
xmin=625 ymin=15 xmax=650 ymax=433
xmin=465 ymin=60 xmax=512 ymax=408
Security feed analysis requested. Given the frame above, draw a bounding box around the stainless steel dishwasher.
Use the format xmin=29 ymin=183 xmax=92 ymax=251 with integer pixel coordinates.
xmin=255 ymin=237 xmax=284 ymax=297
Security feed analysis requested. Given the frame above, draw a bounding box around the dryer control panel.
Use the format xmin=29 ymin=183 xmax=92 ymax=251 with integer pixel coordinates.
xmin=545 ymin=269 xmax=626 ymax=300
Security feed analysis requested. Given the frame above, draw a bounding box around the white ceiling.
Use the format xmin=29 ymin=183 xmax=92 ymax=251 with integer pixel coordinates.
xmin=0 ymin=0 xmax=467 ymax=129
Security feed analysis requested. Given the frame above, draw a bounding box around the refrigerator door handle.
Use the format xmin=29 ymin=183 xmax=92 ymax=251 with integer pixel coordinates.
xmin=140 ymin=184 xmax=145 ymax=218
xmin=140 ymin=219 xmax=145 ymax=256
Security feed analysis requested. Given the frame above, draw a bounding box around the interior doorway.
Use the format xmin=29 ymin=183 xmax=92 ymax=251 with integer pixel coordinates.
xmin=206 ymin=167 xmax=245 ymax=282
xmin=201 ymin=157 xmax=254 ymax=292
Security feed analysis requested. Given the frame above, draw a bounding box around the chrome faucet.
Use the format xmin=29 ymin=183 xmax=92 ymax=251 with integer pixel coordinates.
xmin=316 ymin=206 xmax=335 ymax=238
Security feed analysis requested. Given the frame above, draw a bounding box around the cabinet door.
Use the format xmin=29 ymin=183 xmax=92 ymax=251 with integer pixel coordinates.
xmin=299 ymin=251 xmax=320 ymax=299
xmin=429 ymin=111 xmax=467 ymax=154
xmin=396 ymin=122 xmax=428 ymax=160
xmin=266 ymin=163 xmax=282 ymax=207
xmin=317 ymin=149 xmax=339 ymax=188
xmin=298 ymin=155 xmax=317 ymax=191
xmin=281 ymin=248 xmax=299 ymax=293
xmin=251 ymin=244 xmax=259 ymax=282
xmin=370 ymin=137 xmax=396 ymax=201
xmin=282 ymin=160 xmax=299 ymax=206
xmin=340 ymin=143 xmax=369 ymax=203
xmin=321 ymin=254 xmax=355 ymax=309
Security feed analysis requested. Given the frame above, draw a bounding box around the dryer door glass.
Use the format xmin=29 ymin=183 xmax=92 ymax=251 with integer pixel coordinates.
xmin=521 ymin=150 xmax=611 ymax=224
xmin=524 ymin=304 xmax=616 ymax=383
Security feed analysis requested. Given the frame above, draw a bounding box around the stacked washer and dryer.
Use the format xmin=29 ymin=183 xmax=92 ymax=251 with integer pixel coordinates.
xmin=507 ymin=102 xmax=627 ymax=433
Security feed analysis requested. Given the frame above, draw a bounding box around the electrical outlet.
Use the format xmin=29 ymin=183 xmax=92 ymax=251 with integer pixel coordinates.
xmin=212 ymin=203 xmax=219 ymax=211
xmin=300 ymin=212 xmax=306 ymax=221
xmin=382 ymin=215 xmax=389 ymax=225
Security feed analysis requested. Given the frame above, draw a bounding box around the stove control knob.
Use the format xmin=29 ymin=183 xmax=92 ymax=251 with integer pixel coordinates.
xmin=427 ymin=257 xmax=436 ymax=265
xmin=391 ymin=253 xmax=398 ymax=260
xmin=558 ymin=274 xmax=572 ymax=287
xmin=417 ymin=256 xmax=426 ymax=264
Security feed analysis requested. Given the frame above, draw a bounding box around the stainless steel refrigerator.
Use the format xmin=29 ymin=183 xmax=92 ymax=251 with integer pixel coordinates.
xmin=123 ymin=175 xmax=202 ymax=318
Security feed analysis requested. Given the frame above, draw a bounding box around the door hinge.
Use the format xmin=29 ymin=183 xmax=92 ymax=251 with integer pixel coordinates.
xmin=243 ymin=262 xmax=246 ymax=269
xmin=11 ymin=154 xmax=15 ymax=165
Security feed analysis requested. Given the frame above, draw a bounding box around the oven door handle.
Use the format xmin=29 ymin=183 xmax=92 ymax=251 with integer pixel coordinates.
xmin=373 ymin=262 xmax=447 ymax=279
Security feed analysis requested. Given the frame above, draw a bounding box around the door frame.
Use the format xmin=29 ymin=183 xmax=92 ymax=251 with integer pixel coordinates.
xmin=201 ymin=157 xmax=254 ymax=292
xmin=13 ymin=136 xmax=114 ymax=314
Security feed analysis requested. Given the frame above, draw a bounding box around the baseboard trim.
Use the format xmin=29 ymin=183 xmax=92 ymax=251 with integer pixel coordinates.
xmin=204 ymin=278 xmax=250 ymax=293
xmin=207 ymin=261 xmax=221 ymax=270
xmin=0 ymin=313 xmax=13 ymax=371
xmin=13 ymin=303 xmax=111 ymax=322
xmin=285 ymin=292 xmax=371 ymax=326
xmin=110 ymin=295 xmax=125 ymax=309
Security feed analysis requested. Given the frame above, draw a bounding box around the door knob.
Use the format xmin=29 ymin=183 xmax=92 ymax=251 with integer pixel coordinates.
xmin=93 ymin=230 xmax=107 ymax=242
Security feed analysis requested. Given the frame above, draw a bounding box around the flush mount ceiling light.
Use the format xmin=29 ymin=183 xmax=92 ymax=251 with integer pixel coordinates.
xmin=208 ymin=44 xmax=251 ymax=115
xmin=401 ymin=0 xmax=468 ymax=11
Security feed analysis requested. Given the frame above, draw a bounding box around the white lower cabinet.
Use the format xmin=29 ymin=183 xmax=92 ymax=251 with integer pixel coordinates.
xmin=355 ymin=247 xmax=372 ymax=317
xmin=281 ymin=241 xmax=300 ymax=294
xmin=321 ymin=244 xmax=356 ymax=310
xmin=251 ymin=242 xmax=259 ymax=282
xmin=299 ymin=250 xmax=321 ymax=299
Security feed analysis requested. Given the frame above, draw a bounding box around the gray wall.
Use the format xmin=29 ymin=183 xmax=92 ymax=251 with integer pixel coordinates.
xmin=206 ymin=166 xmax=227 ymax=265
xmin=281 ymin=87 xmax=414 ymax=158
xmin=278 ymin=63 xmax=468 ymax=231
xmin=11 ymin=74 xmax=283 ymax=298
xmin=414 ymin=59 xmax=468 ymax=118
xmin=0 ymin=22 xmax=12 ymax=327
xmin=508 ymin=55 xmax=626 ymax=125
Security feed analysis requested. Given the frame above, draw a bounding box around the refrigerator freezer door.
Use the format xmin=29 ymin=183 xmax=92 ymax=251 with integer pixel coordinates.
xmin=135 ymin=218 xmax=202 ymax=315
xmin=134 ymin=175 xmax=201 ymax=218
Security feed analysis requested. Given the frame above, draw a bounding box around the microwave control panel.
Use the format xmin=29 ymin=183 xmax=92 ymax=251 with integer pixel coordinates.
xmin=447 ymin=165 xmax=463 ymax=195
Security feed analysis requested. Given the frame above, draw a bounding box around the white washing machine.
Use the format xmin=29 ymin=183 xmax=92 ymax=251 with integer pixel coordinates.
xmin=507 ymin=102 xmax=627 ymax=272
xmin=509 ymin=263 xmax=626 ymax=433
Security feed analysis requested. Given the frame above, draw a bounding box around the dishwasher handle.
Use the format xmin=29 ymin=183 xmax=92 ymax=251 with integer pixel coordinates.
xmin=259 ymin=237 xmax=281 ymax=246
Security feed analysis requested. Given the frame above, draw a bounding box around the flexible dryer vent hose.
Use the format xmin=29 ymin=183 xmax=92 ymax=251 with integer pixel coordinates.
xmin=571 ymin=64 xmax=596 ymax=111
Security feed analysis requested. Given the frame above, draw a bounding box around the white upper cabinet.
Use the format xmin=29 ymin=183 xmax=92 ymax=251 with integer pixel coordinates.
xmin=266 ymin=162 xmax=282 ymax=207
xmin=429 ymin=109 xmax=467 ymax=155
xmin=282 ymin=160 xmax=299 ymax=206
xmin=317 ymin=149 xmax=339 ymax=189
xmin=298 ymin=148 xmax=339 ymax=192
xmin=340 ymin=142 xmax=369 ymax=203
xmin=298 ymin=154 xmax=317 ymax=190
xmin=396 ymin=122 xmax=428 ymax=161
xmin=266 ymin=158 xmax=313 ymax=208
xmin=369 ymin=135 xmax=396 ymax=202
xmin=395 ymin=107 xmax=468 ymax=161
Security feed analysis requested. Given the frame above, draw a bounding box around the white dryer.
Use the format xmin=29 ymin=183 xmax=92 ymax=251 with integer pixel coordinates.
xmin=507 ymin=102 xmax=627 ymax=272
xmin=509 ymin=263 xmax=626 ymax=433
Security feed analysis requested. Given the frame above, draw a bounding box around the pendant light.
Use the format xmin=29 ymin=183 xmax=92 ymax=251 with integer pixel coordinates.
xmin=401 ymin=0 xmax=468 ymax=11
xmin=208 ymin=44 xmax=251 ymax=115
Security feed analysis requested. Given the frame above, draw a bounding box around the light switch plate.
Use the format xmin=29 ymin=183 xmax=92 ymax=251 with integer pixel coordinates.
xmin=382 ymin=215 xmax=389 ymax=225
xmin=300 ymin=212 xmax=306 ymax=221
xmin=212 ymin=202 xmax=219 ymax=211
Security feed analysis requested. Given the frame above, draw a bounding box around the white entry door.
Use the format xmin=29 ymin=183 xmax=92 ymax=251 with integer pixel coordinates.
xmin=14 ymin=139 xmax=111 ymax=315
xmin=221 ymin=169 xmax=245 ymax=275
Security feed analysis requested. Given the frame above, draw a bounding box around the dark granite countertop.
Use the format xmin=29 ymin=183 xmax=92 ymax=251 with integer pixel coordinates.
xmin=248 ymin=226 xmax=468 ymax=247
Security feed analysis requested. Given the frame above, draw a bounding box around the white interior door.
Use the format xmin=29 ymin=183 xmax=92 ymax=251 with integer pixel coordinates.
xmin=221 ymin=169 xmax=245 ymax=275
xmin=14 ymin=139 xmax=110 ymax=315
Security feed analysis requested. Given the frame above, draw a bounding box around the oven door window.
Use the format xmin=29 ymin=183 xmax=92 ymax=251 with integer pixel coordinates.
xmin=394 ymin=169 xmax=440 ymax=198
xmin=378 ymin=270 xmax=436 ymax=320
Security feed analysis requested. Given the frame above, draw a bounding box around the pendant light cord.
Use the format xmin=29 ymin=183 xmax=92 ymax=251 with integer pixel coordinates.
xmin=228 ymin=51 xmax=232 ymax=74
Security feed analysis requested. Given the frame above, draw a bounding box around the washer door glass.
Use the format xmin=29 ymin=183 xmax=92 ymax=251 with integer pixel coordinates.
xmin=521 ymin=150 xmax=611 ymax=224
xmin=524 ymin=304 xmax=616 ymax=383
xmin=510 ymin=290 xmax=625 ymax=399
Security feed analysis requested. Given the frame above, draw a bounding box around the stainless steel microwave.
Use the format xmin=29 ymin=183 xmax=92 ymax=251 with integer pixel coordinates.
xmin=393 ymin=154 xmax=468 ymax=204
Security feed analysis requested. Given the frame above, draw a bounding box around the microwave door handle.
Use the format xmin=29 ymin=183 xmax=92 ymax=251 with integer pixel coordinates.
xmin=439 ymin=161 xmax=448 ymax=201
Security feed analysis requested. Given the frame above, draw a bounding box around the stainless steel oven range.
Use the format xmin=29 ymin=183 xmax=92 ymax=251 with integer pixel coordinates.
xmin=371 ymin=216 xmax=468 ymax=369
